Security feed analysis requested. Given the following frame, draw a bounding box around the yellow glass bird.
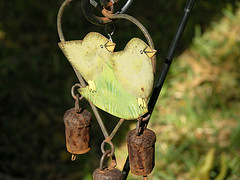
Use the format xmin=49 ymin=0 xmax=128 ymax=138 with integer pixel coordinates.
xmin=110 ymin=38 xmax=156 ymax=109
xmin=59 ymin=32 xmax=156 ymax=120
xmin=58 ymin=32 xmax=115 ymax=92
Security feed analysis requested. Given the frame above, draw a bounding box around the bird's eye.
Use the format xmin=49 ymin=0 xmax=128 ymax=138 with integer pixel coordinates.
xmin=140 ymin=50 xmax=143 ymax=54
xmin=100 ymin=45 xmax=104 ymax=48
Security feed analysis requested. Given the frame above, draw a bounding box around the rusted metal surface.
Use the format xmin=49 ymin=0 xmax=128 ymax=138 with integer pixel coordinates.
xmin=93 ymin=168 xmax=122 ymax=180
xmin=93 ymin=150 xmax=122 ymax=180
xmin=64 ymin=108 xmax=91 ymax=154
xmin=126 ymin=128 xmax=156 ymax=176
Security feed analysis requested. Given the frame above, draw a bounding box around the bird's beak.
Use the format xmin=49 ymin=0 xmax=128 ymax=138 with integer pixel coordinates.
xmin=105 ymin=41 xmax=116 ymax=52
xmin=144 ymin=46 xmax=157 ymax=59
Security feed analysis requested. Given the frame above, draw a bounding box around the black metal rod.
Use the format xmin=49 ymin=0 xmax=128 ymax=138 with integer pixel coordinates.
xmin=122 ymin=0 xmax=196 ymax=179
xmin=148 ymin=0 xmax=196 ymax=113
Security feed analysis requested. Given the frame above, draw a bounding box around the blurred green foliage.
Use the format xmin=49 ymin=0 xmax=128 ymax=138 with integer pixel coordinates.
xmin=127 ymin=3 xmax=240 ymax=180
xmin=0 ymin=0 xmax=239 ymax=179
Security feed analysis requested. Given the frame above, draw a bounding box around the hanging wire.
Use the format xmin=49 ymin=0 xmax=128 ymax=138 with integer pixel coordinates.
xmin=57 ymin=0 xmax=128 ymax=142
xmin=102 ymin=11 xmax=157 ymax=73
xmin=108 ymin=118 xmax=125 ymax=140
xmin=57 ymin=0 xmax=110 ymax=139
xmin=99 ymin=150 xmax=117 ymax=171
xmin=105 ymin=23 xmax=115 ymax=42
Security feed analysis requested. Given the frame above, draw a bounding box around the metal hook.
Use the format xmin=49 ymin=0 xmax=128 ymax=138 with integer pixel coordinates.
xmin=99 ymin=150 xmax=117 ymax=171
xmin=102 ymin=10 xmax=157 ymax=73
xmin=74 ymin=94 xmax=82 ymax=113
xmin=71 ymin=154 xmax=76 ymax=161
xmin=101 ymin=139 xmax=115 ymax=157
xmin=105 ymin=23 xmax=115 ymax=42
xmin=82 ymin=0 xmax=113 ymax=26
xmin=135 ymin=114 xmax=150 ymax=135
xmin=71 ymin=83 xmax=83 ymax=100
xmin=83 ymin=0 xmax=134 ymax=26
xmin=90 ymin=0 xmax=133 ymax=14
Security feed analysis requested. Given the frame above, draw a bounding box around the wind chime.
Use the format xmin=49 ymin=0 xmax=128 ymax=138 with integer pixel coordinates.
xmin=57 ymin=0 xmax=195 ymax=179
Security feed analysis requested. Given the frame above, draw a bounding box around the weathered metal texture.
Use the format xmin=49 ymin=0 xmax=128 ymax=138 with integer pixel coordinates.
xmin=64 ymin=108 xmax=91 ymax=154
xmin=92 ymin=168 xmax=122 ymax=180
xmin=93 ymin=150 xmax=122 ymax=179
xmin=126 ymin=128 xmax=156 ymax=176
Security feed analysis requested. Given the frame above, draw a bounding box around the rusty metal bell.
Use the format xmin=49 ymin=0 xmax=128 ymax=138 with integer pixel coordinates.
xmin=93 ymin=168 xmax=122 ymax=180
xmin=93 ymin=150 xmax=122 ymax=180
xmin=63 ymin=107 xmax=91 ymax=155
xmin=126 ymin=128 xmax=156 ymax=176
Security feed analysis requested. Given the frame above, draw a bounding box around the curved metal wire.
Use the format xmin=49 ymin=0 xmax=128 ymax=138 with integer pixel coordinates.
xmin=57 ymin=0 xmax=110 ymax=138
xmin=89 ymin=0 xmax=134 ymax=16
xmin=82 ymin=0 xmax=113 ymax=26
xmin=99 ymin=150 xmax=117 ymax=171
xmin=57 ymin=0 xmax=128 ymax=141
xmin=101 ymin=139 xmax=115 ymax=157
xmin=71 ymin=83 xmax=84 ymax=100
xmin=57 ymin=0 xmax=70 ymax=42
xmin=102 ymin=11 xmax=157 ymax=73
xmin=115 ymin=0 xmax=134 ymax=14
xmin=83 ymin=0 xmax=134 ymax=26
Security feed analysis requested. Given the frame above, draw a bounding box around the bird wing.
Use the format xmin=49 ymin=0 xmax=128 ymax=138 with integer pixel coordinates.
xmin=79 ymin=63 xmax=148 ymax=120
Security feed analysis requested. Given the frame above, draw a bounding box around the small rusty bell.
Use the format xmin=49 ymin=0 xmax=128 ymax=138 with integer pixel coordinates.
xmin=63 ymin=106 xmax=91 ymax=157
xmin=126 ymin=128 xmax=156 ymax=176
xmin=93 ymin=150 xmax=122 ymax=180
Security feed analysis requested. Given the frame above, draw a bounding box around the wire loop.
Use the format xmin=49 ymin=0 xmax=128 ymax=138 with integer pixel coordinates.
xmin=105 ymin=23 xmax=115 ymax=42
xmin=82 ymin=0 xmax=134 ymax=26
xmin=99 ymin=150 xmax=117 ymax=171
xmin=101 ymin=139 xmax=115 ymax=157
xmin=71 ymin=154 xmax=76 ymax=161
xmin=71 ymin=83 xmax=83 ymax=100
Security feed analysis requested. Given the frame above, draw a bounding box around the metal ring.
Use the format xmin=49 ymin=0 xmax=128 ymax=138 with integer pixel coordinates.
xmin=71 ymin=154 xmax=76 ymax=161
xmin=115 ymin=0 xmax=133 ymax=14
xmin=71 ymin=83 xmax=83 ymax=100
xmin=83 ymin=0 xmax=134 ymax=26
xmin=101 ymin=139 xmax=115 ymax=157
xmin=142 ymin=114 xmax=150 ymax=121
xmin=99 ymin=150 xmax=112 ymax=171
xmin=105 ymin=23 xmax=115 ymax=36
xmin=105 ymin=23 xmax=115 ymax=41
xmin=90 ymin=0 xmax=133 ymax=14
xmin=82 ymin=0 xmax=113 ymax=26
